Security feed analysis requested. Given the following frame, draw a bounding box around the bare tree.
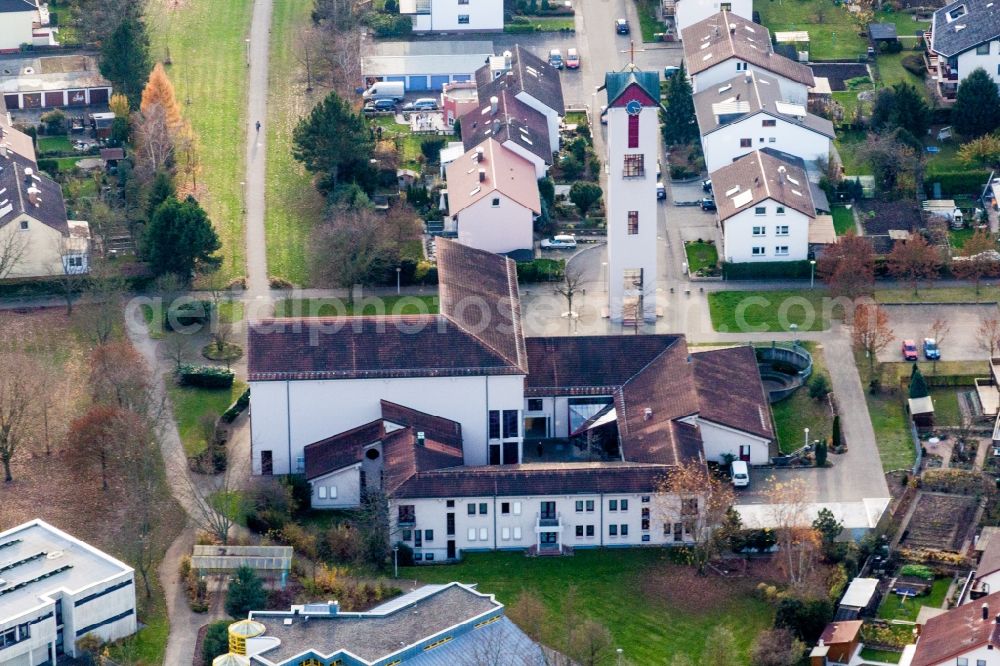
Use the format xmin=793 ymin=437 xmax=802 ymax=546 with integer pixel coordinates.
xmin=554 ymin=265 xmax=585 ymax=318
xmin=162 ymin=332 xmax=193 ymax=373
xmin=183 ymin=463 xmax=243 ymax=545
xmin=952 ymin=228 xmax=999 ymax=296
xmin=887 ymin=235 xmax=943 ymax=296
xmin=703 ymin=626 xmax=740 ymax=665
xmin=311 ymin=206 xmax=397 ymax=304
xmin=765 ymin=478 xmax=820 ymax=587
xmin=816 ymin=231 xmax=875 ymax=299
xmin=656 ymin=459 xmax=736 ymax=573
xmin=980 ymin=317 xmax=1000 ymax=358
xmin=68 ymin=405 xmax=144 ymax=491
xmin=49 ymin=235 xmax=88 ymax=315
xmin=132 ymin=103 xmax=174 ymax=177
xmin=565 ymin=619 xmax=613 ymax=666
xmin=77 ymin=261 xmax=127 ymax=346
xmin=927 ymin=317 xmax=950 ymax=374
xmin=0 ymin=349 xmax=42 ymax=482
xmin=0 ymin=229 xmax=28 ymax=280
xmin=851 ymin=303 xmax=894 ymax=372
xmin=296 ymin=26 xmax=318 ymax=93
xmin=751 ymin=628 xmax=806 ymax=666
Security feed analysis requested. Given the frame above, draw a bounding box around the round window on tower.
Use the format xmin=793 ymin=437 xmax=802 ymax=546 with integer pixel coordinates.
xmin=365 ymin=448 xmax=380 ymax=461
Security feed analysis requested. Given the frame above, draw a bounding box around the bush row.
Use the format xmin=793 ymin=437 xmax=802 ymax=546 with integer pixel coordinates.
xmin=517 ymin=258 xmax=565 ymax=282
xmin=722 ymin=260 xmax=813 ymax=280
xmin=924 ymin=170 xmax=991 ymax=197
xmin=222 ymin=388 xmax=251 ymax=423
xmin=178 ymin=364 xmax=235 ymax=389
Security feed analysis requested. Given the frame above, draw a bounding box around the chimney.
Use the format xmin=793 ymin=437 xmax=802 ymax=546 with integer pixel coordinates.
xmin=983 ymin=603 xmax=990 ymax=621
xmin=490 ymin=95 xmax=499 ymax=115
xmin=730 ymin=23 xmax=736 ymax=35
xmin=745 ymin=72 xmax=752 ymax=84
xmin=995 ymin=613 xmax=1000 ymax=624
xmin=27 ymin=186 xmax=39 ymax=206
xmin=475 ymin=146 xmax=484 ymax=162
xmin=643 ymin=408 xmax=653 ymax=421
xmin=417 ymin=431 xmax=425 ymax=446
xmin=0 ymin=144 xmax=6 ymax=158
xmin=478 ymin=168 xmax=486 ymax=182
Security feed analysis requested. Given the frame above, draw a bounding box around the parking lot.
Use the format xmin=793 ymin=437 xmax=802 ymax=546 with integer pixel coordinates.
xmin=876 ymin=303 xmax=999 ymax=362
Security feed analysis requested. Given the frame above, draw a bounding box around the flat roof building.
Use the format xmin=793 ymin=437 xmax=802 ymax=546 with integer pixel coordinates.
xmin=0 ymin=55 xmax=112 ymax=110
xmin=0 ymin=519 xmax=137 ymax=664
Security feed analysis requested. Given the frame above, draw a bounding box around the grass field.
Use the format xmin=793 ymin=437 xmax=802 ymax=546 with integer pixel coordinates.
xmin=949 ymin=226 xmax=975 ymax=249
xmin=402 ymin=550 xmax=773 ymax=664
xmin=831 ymin=205 xmax=856 ymax=236
xmin=857 ymin=354 xmax=917 ymax=471
xmin=684 ymin=241 xmax=718 ymax=274
xmin=770 ymin=342 xmax=833 ymax=454
xmin=708 ymin=290 xmax=839 ymax=332
xmin=835 ymin=130 xmax=874 ymax=176
xmin=276 ymin=295 xmax=440 ymax=317
xmin=263 ymin=0 xmax=327 ymax=285
xmin=372 ymin=115 xmax=426 ymax=170
xmin=875 ymin=286 xmax=1000 ymax=303
xmin=147 ymin=0 xmax=253 ymax=282
xmin=756 ymin=0 xmax=865 ymax=60
xmin=929 ymin=387 xmax=962 ymax=426
xmin=875 ymin=50 xmax=931 ymax=102
xmin=169 ymin=380 xmax=248 ymax=457
xmin=860 ymin=647 xmax=902 ymax=663
xmin=37 ymin=135 xmax=75 ymax=154
xmin=877 ymin=577 xmax=950 ymax=621
xmin=635 ymin=0 xmax=665 ymax=42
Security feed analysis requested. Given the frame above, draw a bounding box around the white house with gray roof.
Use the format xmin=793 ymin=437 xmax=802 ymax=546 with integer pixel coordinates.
xmin=0 ymin=519 xmax=137 ymax=665
xmin=694 ymin=70 xmax=834 ymax=172
xmin=928 ymin=0 xmax=1000 ymax=100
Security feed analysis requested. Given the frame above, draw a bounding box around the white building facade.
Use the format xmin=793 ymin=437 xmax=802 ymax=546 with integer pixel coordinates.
xmin=604 ymin=68 xmax=661 ymax=323
xmin=400 ymin=0 xmax=503 ymax=33
xmin=674 ymin=0 xmax=752 ymax=36
xmin=701 ymin=114 xmax=831 ymax=173
xmin=0 ymin=1 xmax=38 ymax=52
xmin=691 ymin=61 xmax=810 ymax=103
xmin=721 ymin=198 xmax=812 ymax=262
xmin=929 ymin=0 xmax=1000 ymax=99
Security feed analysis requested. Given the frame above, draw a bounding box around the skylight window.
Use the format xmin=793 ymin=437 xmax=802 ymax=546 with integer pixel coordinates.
xmin=718 ymin=83 xmax=732 ymax=93
xmin=946 ymin=4 xmax=966 ymax=21
xmin=725 ymin=185 xmax=741 ymax=196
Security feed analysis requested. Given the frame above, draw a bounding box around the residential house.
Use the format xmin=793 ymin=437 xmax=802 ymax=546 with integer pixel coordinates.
xmin=901 ymin=591 xmax=1000 ymax=666
xmin=810 ymin=621 xmax=863 ymax=665
xmin=0 ymin=120 xmax=90 ymax=279
xmin=667 ymin=0 xmax=753 ymax=37
xmin=440 ymin=81 xmax=479 ymax=125
xmin=399 ymin=0 xmax=503 ymax=33
xmin=475 ymin=45 xmax=566 ymax=154
xmin=0 ymin=0 xmax=52 ymax=52
xmin=970 ymin=530 xmax=1000 ymax=599
xmin=234 ymin=583 xmax=547 ymax=665
xmin=0 ymin=519 xmax=137 ymax=665
xmin=248 ymin=239 xmax=776 ymax=561
xmin=603 ymin=65 xmax=661 ymax=323
xmin=928 ymin=0 xmax=1000 ymax=100
xmin=681 ymin=11 xmax=815 ymax=103
xmin=710 ymin=149 xmax=817 ymax=263
xmin=461 ymin=88 xmax=552 ymax=178
xmin=693 ymin=70 xmax=834 ymax=172
xmin=444 ymin=137 xmax=540 ymax=256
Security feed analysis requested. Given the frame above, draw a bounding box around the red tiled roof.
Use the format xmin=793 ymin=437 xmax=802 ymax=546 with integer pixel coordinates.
xmin=304 ymin=420 xmax=383 ymax=480
xmin=819 ymin=620 xmax=863 ymax=645
xmin=978 ymin=535 xmax=1000 ymax=579
xmin=912 ymin=591 xmax=1000 ymax=666
xmin=692 ymin=346 xmax=774 ymax=439
xmin=445 ymin=138 xmax=541 ymax=216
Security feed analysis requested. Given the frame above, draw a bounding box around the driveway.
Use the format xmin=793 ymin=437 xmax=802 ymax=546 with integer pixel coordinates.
xmin=876 ymin=302 xmax=998 ymax=362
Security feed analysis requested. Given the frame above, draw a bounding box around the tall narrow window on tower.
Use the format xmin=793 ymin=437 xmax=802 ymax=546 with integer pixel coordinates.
xmin=627 ymin=211 xmax=639 ymax=235
xmin=628 ymin=114 xmax=639 ymax=148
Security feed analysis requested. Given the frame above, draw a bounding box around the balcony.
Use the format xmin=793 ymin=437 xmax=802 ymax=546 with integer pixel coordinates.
xmin=535 ymin=512 xmax=563 ymax=532
xmin=399 ymin=0 xmax=431 ymax=14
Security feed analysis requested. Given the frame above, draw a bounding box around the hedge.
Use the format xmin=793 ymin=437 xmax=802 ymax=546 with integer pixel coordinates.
xmin=178 ymin=364 xmax=235 ymax=389
xmin=722 ymin=260 xmax=813 ymax=280
xmin=924 ymin=170 xmax=990 ymax=197
xmin=165 ymin=300 xmax=213 ymax=330
xmin=221 ymin=388 xmax=251 ymax=423
xmin=517 ymin=258 xmax=565 ymax=282
xmin=925 ymin=374 xmax=983 ymax=387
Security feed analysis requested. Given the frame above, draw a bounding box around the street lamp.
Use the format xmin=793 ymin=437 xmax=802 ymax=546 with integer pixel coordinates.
xmin=396 ymin=266 xmax=401 ymax=295
xmin=809 ymin=259 xmax=816 ymax=288
xmin=240 ymin=181 xmax=246 ymax=213
xmin=616 ymin=648 xmax=623 ymax=666
xmin=601 ymin=261 xmax=608 ymax=292
xmin=804 ymin=427 xmax=810 ymax=450
xmin=245 ymin=38 xmax=251 ymax=67
xmin=393 ymin=545 xmax=399 ymax=578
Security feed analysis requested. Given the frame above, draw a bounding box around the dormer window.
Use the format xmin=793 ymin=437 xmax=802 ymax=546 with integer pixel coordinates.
xmin=19 ymin=220 xmax=28 ymax=231
xmin=947 ymin=4 xmax=966 ymax=21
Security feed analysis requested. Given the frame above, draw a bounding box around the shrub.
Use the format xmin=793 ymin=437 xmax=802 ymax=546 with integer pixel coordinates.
xmin=722 ymin=260 xmax=813 ymax=280
xmin=420 ymin=137 xmax=446 ymax=163
xmin=225 ymin=566 xmax=266 ymax=618
xmin=899 ymin=563 xmax=935 ymax=580
xmin=809 ymin=374 xmax=831 ymax=400
xmin=202 ymin=621 xmax=230 ymax=664
xmin=394 ymin=541 xmax=415 ymax=566
xmin=880 ymin=39 xmax=903 ymax=53
xmin=517 ymin=258 xmax=564 ymax=282
xmin=901 ymin=54 xmax=925 ymax=76
xmin=367 ymin=12 xmax=412 ymax=37
xmin=40 ymin=109 xmax=67 ymax=135
xmin=221 ymin=388 xmax=251 ymax=423
xmin=924 ymin=170 xmax=991 ymax=197
xmin=178 ymin=364 xmax=235 ymax=388
xmin=320 ymin=524 xmax=362 ymax=563
xmin=774 ymin=597 xmax=833 ymax=643
xmin=815 ymin=440 xmax=828 ymax=467
xmin=37 ymin=158 xmax=59 ymax=175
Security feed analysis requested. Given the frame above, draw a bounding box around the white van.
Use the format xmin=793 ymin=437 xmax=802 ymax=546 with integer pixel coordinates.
xmin=730 ymin=460 xmax=749 ymax=488
xmin=363 ymin=81 xmax=405 ymax=102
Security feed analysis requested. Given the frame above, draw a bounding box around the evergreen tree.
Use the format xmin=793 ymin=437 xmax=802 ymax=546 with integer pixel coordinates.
xmin=99 ymin=16 xmax=151 ymax=106
xmin=908 ymin=364 xmax=929 ymax=399
xmin=814 ymin=440 xmax=828 ymax=467
xmin=888 ymin=83 xmax=931 ymax=139
xmin=831 ymin=414 xmax=842 ymax=449
xmin=661 ymin=64 xmax=697 ymax=146
xmin=225 ymin=566 xmax=266 ymax=619
xmin=952 ymin=68 xmax=1000 ymax=138
xmin=292 ymin=91 xmax=375 ymax=194
xmin=142 ymin=195 xmax=221 ymax=277
xmin=146 ymin=171 xmax=175 ymax=220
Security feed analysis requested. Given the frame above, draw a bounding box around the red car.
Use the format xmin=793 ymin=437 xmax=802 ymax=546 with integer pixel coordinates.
xmin=902 ymin=339 xmax=918 ymax=361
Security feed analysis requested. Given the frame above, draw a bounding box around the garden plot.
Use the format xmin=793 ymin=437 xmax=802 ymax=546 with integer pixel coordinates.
xmin=811 ymin=62 xmax=871 ymax=90
xmin=899 ymin=492 xmax=978 ymax=551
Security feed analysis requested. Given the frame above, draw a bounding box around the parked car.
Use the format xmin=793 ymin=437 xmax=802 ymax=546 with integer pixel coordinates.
xmin=363 ymin=99 xmax=396 ymax=114
xmin=565 ymin=48 xmax=580 ymax=69
xmin=657 ymin=182 xmax=666 ymax=200
xmin=923 ymin=338 xmax=941 ymax=360
xmin=541 ymin=235 xmax=577 ymax=250
xmin=402 ymin=98 xmax=438 ymax=112
xmin=548 ymin=49 xmax=564 ymax=69
xmin=663 ymin=65 xmax=681 ymax=78
xmin=700 ymin=197 xmax=716 ymax=211
xmin=902 ymin=339 xmax=918 ymax=361
xmin=656 ymin=159 xmax=661 ymax=180
xmin=730 ymin=460 xmax=750 ymax=488
xmin=600 ymin=105 xmax=608 ymax=124
xmin=702 ymin=178 xmax=713 ymax=193
xmin=615 ymin=18 xmax=630 ymax=34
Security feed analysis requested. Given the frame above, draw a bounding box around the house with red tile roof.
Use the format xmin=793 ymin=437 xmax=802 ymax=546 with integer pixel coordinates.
xmin=902 ymin=591 xmax=1000 ymax=666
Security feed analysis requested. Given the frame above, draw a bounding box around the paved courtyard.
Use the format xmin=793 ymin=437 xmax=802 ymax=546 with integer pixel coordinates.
xmin=876 ymin=302 xmax=998 ymax=362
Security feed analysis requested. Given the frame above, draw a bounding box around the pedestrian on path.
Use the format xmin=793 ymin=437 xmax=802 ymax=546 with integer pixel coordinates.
xmin=256 ymin=120 xmax=261 ymax=133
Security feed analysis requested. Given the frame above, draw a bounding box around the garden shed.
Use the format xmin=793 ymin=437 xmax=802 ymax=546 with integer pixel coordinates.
xmin=868 ymin=23 xmax=899 ymax=45
xmin=908 ymin=395 xmax=935 ymax=429
xmin=836 ymin=577 xmax=880 ymax=619
xmin=191 ymin=545 xmax=293 ymax=589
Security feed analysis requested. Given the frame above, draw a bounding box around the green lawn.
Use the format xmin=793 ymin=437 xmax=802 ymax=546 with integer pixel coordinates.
xmin=877 ymin=577 xmax=950 ymax=622
xmin=831 ymin=205 xmax=856 ymax=236
xmin=929 ymin=387 xmax=962 ymax=426
xmin=169 ymin=380 xmax=248 ymax=457
xmin=401 ymin=550 xmax=773 ymax=664
xmin=108 ymin=588 xmax=171 ymax=665
xmin=770 ymin=342 xmax=832 ymax=454
xmin=858 ymin=355 xmax=917 ymax=471
xmin=860 ymin=647 xmax=902 ymax=664
xmin=372 ymin=115 xmax=426 ymax=170
xmin=684 ymin=241 xmax=719 ymax=274
xmin=756 ymin=0 xmax=866 ymax=60
xmin=834 ymin=130 xmax=874 ymax=176
xmin=875 ymin=51 xmax=931 ymax=101
xmin=708 ymin=290 xmax=839 ymax=332
xmin=523 ymin=16 xmax=575 ymax=31
xmin=37 ymin=135 xmax=75 ymax=154
xmin=875 ymin=286 xmax=1000 ymax=303
xmin=635 ymin=0 xmax=665 ymax=42
xmin=264 ymin=0 xmax=329 ymax=285
xmin=148 ymin=0 xmax=253 ymax=282
xmin=874 ymin=8 xmax=930 ymax=37
xmin=276 ymin=295 xmax=439 ymax=317
xmin=949 ymin=227 xmax=975 ymax=249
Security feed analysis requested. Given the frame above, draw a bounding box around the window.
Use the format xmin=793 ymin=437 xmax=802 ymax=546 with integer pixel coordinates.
xmin=739 ymin=138 xmax=752 ymax=148
xmin=479 ymin=502 xmax=488 ymax=515
xmin=586 ymin=525 xmax=594 ymax=537
xmin=976 ymin=660 xmax=986 ymax=666
xmin=576 ymin=500 xmax=584 ymax=512
xmin=425 ymin=553 xmax=435 ymax=561
xmin=621 ymin=524 xmax=629 ymax=536
xmin=754 ymin=206 xmax=766 ymax=216
xmin=736 ymin=61 xmax=747 ymax=71
xmin=527 ymin=398 xmax=543 ymax=411
xmin=752 ymin=246 xmax=765 ymax=256
xmin=627 ymin=210 xmax=639 ymax=235
xmin=329 ymin=486 xmax=337 ymax=499
xmin=776 ymin=207 xmax=786 ymax=216
xmin=479 ymin=527 xmax=488 ymax=541
xmin=956 ymin=660 xmax=968 ymax=666
xmin=674 ymin=522 xmax=684 ymax=541
xmin=620 ymin=499 xmax=629 ymax=511
xmin=609 ymin=524 xmax=618 ymax=536
xmin=976 ymin=43 xmax=990 ymax=55
xmin=502 ymin=410 xmax=519 ymax=438
xmin=720 ymin=1 xmax=731 ymax=9
xmin=947 ymin=4 xmax=966 ymax=20
xmin=752 ymin=226 xmax=765 ymax=236
xmin=67 ymin=256 xmax=83 ymax=268
xmin=513 ymin=501 xmax=522 ymax=515
xmin=19 ymin=220 xmax=28 ymax=230
xmin=681 ymin=498 xmax=698 ymax=516
xmin=399 ymin=505 xmax=415 ymax=524
xmin=768 ymin=137 xmax=776 ymax=143
xmin=447 ymin=513 xmax=455 ymax=536
xmin=468 ymin=528 xmax=477 ymax=541
xmin=586 ymin=500 xmax=594 ymax=512
xmin=776 ymin=225 xmax=789 ymax=236
xmin=446 ymin=500 xmax=455 ymax=508
xmin=622 ymin=154 xmax=644 ymax=177
xmin=501 ymin=502 xmax=510 ymax=515
xmin=609 ymin=499 xmax=618 ymax=511
xmin=488 ymin=410 xmax=500 ymax=439
xmin=414 ymin=553 xmax=423 ymax=561
xmin=458 ymin=14 xmax=470 ymax=23
xmin=459 ymin=0 xmax=469 ymax=4
xmin=628 ymin=114 xmax=639 ymax=148
xmin=415 ymin=530 xmax=422 ymax=547
xmin=468 ymin=503 xmax=476 ymax=515
xmin=759 ymin=137 xmax=765 ymax=143
xmin=775 ymin=245 xmax=789 ymax=256
xmin=762 ymin=119 xmax=776 ymax=127
xmin=642 ymin=508 xmax=650 ymax=531
xmin=502 ymin=527 xmax=510 ymax=540
xmin=576 ymin=525 xmax=584 ymax=537
xmin=642 ymin=496 xmax=650 ymax=503
xmin=425 ymin=529 xmax=434 ymax=541
xmin=491 ymin=197 xmax=500 ymax=207
xmin=317 ymin=486 xmax=327 ymax=499
xmin=513 ymin=526 xmax=522 ymax=540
